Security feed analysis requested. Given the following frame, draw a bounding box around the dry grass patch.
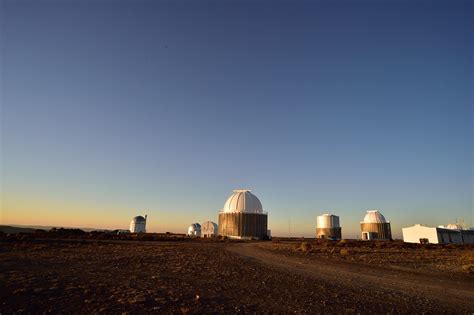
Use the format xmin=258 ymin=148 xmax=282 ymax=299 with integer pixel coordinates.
xmin=461 ymin=264 xmax=474 ymax=274
xmin=299 ymin=242 xmax=312 ymax=253
xmin=340 ymin=248 xmax=350 ymax=256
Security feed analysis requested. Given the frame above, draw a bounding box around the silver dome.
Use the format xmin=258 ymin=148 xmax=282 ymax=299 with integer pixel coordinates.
xmin=222 ymin=190 xmax=263 ymax=214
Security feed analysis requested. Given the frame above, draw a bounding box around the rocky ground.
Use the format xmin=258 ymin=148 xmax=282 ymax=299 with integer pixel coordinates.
xmin=1 ymin=236 xmax=473 ymax=314
xmin=268 ymin=238 xmax=474 ymax=275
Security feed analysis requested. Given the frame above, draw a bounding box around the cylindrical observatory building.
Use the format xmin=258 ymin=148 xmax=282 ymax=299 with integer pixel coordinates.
xmin=130 ymin=215 xmax=147 ymax=233
xmin=360 ymin=210 xmax=392 ymax=240
xmin=316 ymin=214 xmax=341 ymax=240
xmin=218 ymin=189 xmax=268 ymax=240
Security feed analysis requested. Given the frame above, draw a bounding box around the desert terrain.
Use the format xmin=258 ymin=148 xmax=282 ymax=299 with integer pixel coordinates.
xmin=1 ymin=232 xmax=473 ymax=314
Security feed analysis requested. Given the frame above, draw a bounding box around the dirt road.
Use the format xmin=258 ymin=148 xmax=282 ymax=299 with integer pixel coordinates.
xmin=228 ymin=242 xmax=474 ymax=313
xmin=2 ymin=238 xmax=473 ymax=313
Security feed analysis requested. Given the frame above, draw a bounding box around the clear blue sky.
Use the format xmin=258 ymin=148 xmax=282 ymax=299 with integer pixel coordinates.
xmin=1 ymin=0 xmax=472 ymax=238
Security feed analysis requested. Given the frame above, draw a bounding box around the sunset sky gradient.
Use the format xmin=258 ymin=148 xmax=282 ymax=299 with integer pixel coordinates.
xmin=1 ymin=0 xmax=472 ymax=238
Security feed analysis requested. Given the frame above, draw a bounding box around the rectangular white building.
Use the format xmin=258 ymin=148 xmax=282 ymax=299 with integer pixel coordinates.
xmin=402 ymin=224 xmax=474 ymax=244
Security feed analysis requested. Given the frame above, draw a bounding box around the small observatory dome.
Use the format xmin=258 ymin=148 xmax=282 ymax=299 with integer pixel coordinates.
xmin=360 ymin=210 xmax=391 ymax=240
xmin=187 ymin=223 xmax=201 ymax=237
xmin=362 ymin=210 xmax=388 ymax=224
xmin=133 ymin=216 xmax=146 ymax=223
xmin=201 ymin=221 xmax=218 ymax=238
xmin=446 ymin=223 xmax=463 ymax=230
xmin=130 ymin=215 xmax=147 ymax=233
xmin=222 ymin=189 xmax=263 ymax=214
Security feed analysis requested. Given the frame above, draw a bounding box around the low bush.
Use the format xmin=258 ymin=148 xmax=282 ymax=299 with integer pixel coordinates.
xmin=340 ymin=248 xmax=350 ymax=256
xmin=461 ymin=252 xmax=474 ymax=262
xmin=337 ymin=239 xmax=350 ymax=247
xmin=299 ymin=241 xmax=312 ymax=253
xmin=461 ymin=264 xmax=474 ymax=274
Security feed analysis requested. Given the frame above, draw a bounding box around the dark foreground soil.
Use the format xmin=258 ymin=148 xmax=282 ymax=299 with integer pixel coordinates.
xmin=1 ymin=237 xmax=474 ymax=314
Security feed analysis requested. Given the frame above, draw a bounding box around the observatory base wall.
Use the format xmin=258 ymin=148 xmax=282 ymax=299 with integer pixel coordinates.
xmin=461 ymin=230 xmax=474 ymax=244
xmin=360 ymin=222 xmax=391 ymax=240
xmin=316 ymin=227 xmax=342 ymax=240
xmin=130 ymin=223 xmax=146 ymax=233
xmin=218 ymin=212 xmax=268 ymax=239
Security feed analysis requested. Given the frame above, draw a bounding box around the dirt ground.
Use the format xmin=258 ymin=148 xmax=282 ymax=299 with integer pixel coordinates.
xmin=1 ymin=236 xmax=473 ymax=314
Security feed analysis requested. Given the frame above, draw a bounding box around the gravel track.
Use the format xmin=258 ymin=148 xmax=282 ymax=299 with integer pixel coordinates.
xmin=1 ymin=239 xmax=473 ymax=314
xmin=228 ymin=242 xmax=474 ymax=313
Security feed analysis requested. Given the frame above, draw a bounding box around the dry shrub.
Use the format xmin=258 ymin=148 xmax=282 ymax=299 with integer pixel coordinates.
xmin=320 ymin=241 xmax=331 ymax=247
xmin=461 ymin=252 xmax=474 ymax=263
xmin=461 ymin=264 xmax=474 ymax=274
xmin=300 ymin=241 xmax=312 ymax=253
xmin=340 ymin=248 xmax=350 ymax=256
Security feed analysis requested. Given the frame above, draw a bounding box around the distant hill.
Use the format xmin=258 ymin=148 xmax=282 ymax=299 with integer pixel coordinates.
xmin=0 ymin=225 xmax=41 ymax=234
xmin=0 ymin=225 xmax=110 ymax=234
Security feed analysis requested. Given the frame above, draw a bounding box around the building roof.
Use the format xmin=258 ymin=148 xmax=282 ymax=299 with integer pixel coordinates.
xmin=201 ymin=221 xmax=218 ymax=231
xmin=132 ymin=216 xmax=146 ymax=223
xmin=316 ymin=213 xmax=340 ymax=228
xmin=361 ymin=210 xmax=388 ymax=224
xmin=445 ymin=223 xmax=463 ymax=230
xmin=222 ymin=189 xmax=263 ymax=214
xmin=188 ymin=223 xmax=201 ymax=234
xmin=188 ymin=223 xmax=201 ymax=231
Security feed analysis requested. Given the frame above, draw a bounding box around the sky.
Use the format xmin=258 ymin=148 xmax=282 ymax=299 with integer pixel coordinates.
xmin=1 ymin=0 xmax=472 ymax=238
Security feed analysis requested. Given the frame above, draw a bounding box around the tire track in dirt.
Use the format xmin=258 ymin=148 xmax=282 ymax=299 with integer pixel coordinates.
xmin=227 ymin=242 xmax=474 ymax=312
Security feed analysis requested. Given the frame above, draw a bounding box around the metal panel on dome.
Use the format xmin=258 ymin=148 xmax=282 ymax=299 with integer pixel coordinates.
xmin=362 ymin=210 xmax=388 ymax=224
xmin=222 ymin=189 xmax=263 ymax=213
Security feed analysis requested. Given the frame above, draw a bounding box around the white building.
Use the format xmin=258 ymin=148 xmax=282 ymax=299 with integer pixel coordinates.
xmin=130 ymin=215 xmax=147 ymax=233
xmin=360 ymin=210 xmax=391 ymax=240
xmin=218 ymin=189 xmax=268 ymax=239
xmin=201 ymin=221 xmax=218 ymax=238
xmin=316 ymin=213 xmax=341 ymax=240
xmin=187 ymin=223 xmax=201 ymax=237
xmin=402 ymin=224 xmax=474 ymax=244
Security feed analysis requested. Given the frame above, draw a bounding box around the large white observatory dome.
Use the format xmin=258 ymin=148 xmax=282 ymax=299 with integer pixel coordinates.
xmin=222 ymin=189 xmax=263 ymax=214
xmin=362 ymin=210 xmax=388 ymax=224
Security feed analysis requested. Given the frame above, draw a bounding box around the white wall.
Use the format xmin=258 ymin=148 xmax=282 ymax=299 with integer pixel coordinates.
xmin=402 ymin=225 xmax=439 ymax=244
